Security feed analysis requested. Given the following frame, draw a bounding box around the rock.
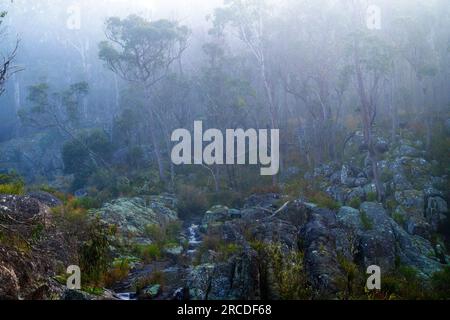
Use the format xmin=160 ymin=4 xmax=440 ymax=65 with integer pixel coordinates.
xmin=139 ymin=284 xmax=162 ymax=300
xmin=27 ymin=191 xmax=62 ymax=207
xmin=172 ymin=287 xmax=190 ymax=301
xmin=354 ymin=177 xmax=368 ymax=187
xmin=202 ymin=205 xmax=229 ymax=226
xmin=313 ymin=164 xmax=337 ymax=178
xmin=394 ymin=190 xmax=430 ymax=237
xmin=187 ymin=264 xmax=216 ymax=300
xmin=346 ymin=187 xmax=365 ymax=204
xmin=243 ymin=193 xmax=280 ymax=209
xmin=357 ymin=202 xmax=398 ymax=271
xmin=74 ymin=188 xmax=88 ymax=198
xmin=337 ymin=206 xmax=361 ymax=228
xmin=299 ymin=208 xmax=344 ymax=298
xmin=228 ymin=209 xmax=242 ymax=219
xmin=0 ymin=265 xmax=20 ymax=300
xmin=0 ymin=195 xmax=42 ymax=221
xmin=61 ymin=289 xmax=94 ymax=300
xmin=350 ymin=202 xmax=441 ymax=277
xmin=394 ymin=144 xmax=422 ymax=158
xmin=164 ymin=245 xmax=184 ymax=260
xmin=202 ymin=206 xmax=243 ymax=229
xmin=340 ymin=165 xmax=350 ymax=185
xmin=425 ymin=197 xmax=448 ymax=231
xmin=301 ymin=201 xmax=443 ymax=295
xmin=93 ymin=197 xmax=178 ymax=237
xmin=395 ymin=190 xmax=424 ymax=209
xmin=187 ymin=250 xmax=260 ymax=300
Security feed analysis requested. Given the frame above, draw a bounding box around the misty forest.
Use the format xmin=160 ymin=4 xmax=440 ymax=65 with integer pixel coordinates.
xmin=0 ymin=0 xmax=449 ymax=300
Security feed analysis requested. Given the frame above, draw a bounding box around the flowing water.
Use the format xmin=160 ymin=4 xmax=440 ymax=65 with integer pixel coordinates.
xmin=117 ymin=222 xmax=202 ymax=300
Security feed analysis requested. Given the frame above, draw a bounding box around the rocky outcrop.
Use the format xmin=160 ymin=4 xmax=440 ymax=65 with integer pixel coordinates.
xmin=312 ymin=135 xmax=448 ymax=240
xmin=184 ymin=191 xmax=447 ymax=300
xmin=0 ymin=195 xmax=72 ymax=300
xmin=92 ymin=195 xmax=178 ymax=238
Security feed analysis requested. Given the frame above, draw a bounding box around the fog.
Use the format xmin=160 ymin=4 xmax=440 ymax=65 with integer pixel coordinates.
xmin=0 ymin=0 xmax=449 ymax=301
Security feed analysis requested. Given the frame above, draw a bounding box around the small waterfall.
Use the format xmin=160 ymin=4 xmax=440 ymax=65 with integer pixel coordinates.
xmin=187 ymin=224 xmax=201 ymax=254
xmin=117 ymin=292 xmax=137 ymax=301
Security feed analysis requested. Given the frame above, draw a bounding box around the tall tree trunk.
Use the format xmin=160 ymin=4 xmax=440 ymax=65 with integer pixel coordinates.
xmin=353 ymin=40 xmax=384 ymax=202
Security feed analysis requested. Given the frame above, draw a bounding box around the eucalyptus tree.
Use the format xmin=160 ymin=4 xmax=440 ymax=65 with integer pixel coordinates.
xmin=277 ymin=0 xmax=349 ymax=166
xmin=0 ymin=10 xmax=19 ymax=97
xmin=197 ymin=38 xmax=256 ymax=190
xmin=99 ymin=15 xmax=190 ymax=183
xmin=346 ymin=2 xmax=395 ymax=201
xmin=211 ymin=0 xmax=279 ymax=131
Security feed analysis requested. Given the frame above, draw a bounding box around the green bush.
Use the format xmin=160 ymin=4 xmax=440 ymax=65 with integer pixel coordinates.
xmin=310 ymin=192 xmax=341 ymax=210
xmin=0 ymin=183 xmax=25 ymax=195
xmin=264 ymin=244 xmax=311 ymax=299
xmin=360 ymin=210 xmax=374 ymax=230
xmin=71 ymin=196 xmax=102 ymax=210
xmin=79 ymin=218 xmax=112 ymax=286
xmin=431 ymin=266 xmax=450 ymax=299
xmin=366 ymin=192 xmax=377 ymax=202
xmin=144 ymin=224 xmax=166 ymax=245
xmin=348 ymin=198 xmax=361 ymax=209
xmin=135 ymin=244 xmax=162 ymax=263
xmin=144 ymin=221 xmax=182 ymax=246
xmin=0 ymin=172 xmax=25 ymax=195
xmin=177 ymin=184 xmax=208 ymax=218
xmin=62 ymin=129 xmax=113 ymax=190
xmin=392 ymin=212 xmax=406 ymax=226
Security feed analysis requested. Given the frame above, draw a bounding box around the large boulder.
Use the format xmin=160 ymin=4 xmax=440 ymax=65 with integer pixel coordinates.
xmin=0 ymin=195 xmax=43 ymax=222
xmin=93 ymin=196 xmax=178 ymax=237
xmin=202 ymin=205 xmax=242 ymax=228
xmin=27 ymin=191 xmax=63 ymax=208
xmin=300 ymin=208 xmax=344 ymax=298
xmin=187 ymin=250 xmax=260 ymax=300
xmin=298 ymin=202 xmax=443 ymax=298
xmin=0 ymin=265 xmax=20 ymax=300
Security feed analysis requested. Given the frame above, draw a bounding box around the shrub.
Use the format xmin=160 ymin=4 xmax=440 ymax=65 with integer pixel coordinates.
xmin=71 ymin=196 xmax=101 ymax=210
xmin=78 ymin=218 xmax=112 ymax=286
xmin=104 ymin=258 xmax=132 ymax=287
xmin=336 ymin=253 xmax=365 ymax=299
xmin=392 ymin=212 xmax=406 ymax=226
xmin=133 ymin=270 xmax=165 ymax=292
xmin=348 ymin=198 xmax=361 ymax=209
xmin=208 ymin=190 xmax=245 ymax=208
xmin=380 ymin=266 xmax=430 ymax=299
xmin=431 ymin=266 xmax=450 ymax=299
xmin=177 ymin=184 xmax=208 ymax=218
xmin=62 ymin=129 xmax=113 ymax=190
xmin=0 ymin=183 xmax=25 ymax=195
xmin=144 ymin=224 xmax=166 ymax=245
xmin=264 ymin=244 xmax=311 ymax=299
xmin=0 ymin=172 xmax=25 ymax=195
xmin=366 ymin=192 xmax=377 ymax=202
xmin=310 ymin=192 xmax=341 ymax=210
xmin=144 ymin=221 xmax=182 ymax=246
xmin=135 ymin=244 xmax=162 ymax=263
xmin=360 ymin=210 xmax=374 ymax=230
